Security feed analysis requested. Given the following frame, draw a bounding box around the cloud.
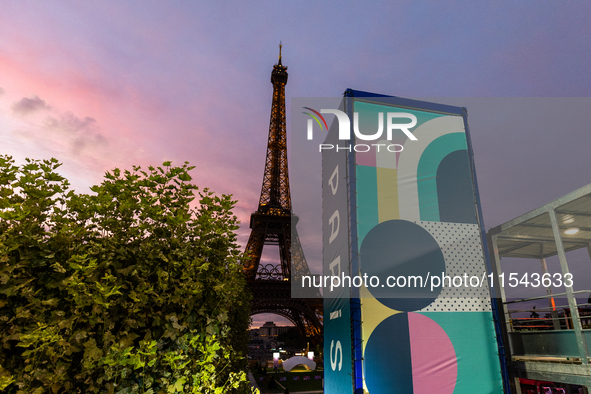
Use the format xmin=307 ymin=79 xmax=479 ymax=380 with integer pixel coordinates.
xmin=12 ymin=95 xmax=50 ymax=115
xmin=45 ymin=112 xmax=97 ymax=133
xmin=72 ymin=133 xmax=108 ymax=152
xmin=0 ymin=87 xmax=5 ymax=96
xmin=44 ymin=112 xmax=108 ymax=155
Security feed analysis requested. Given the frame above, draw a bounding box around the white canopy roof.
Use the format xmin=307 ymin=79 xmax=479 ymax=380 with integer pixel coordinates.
xmin=488 ymin=183 xmax=591 ymax=259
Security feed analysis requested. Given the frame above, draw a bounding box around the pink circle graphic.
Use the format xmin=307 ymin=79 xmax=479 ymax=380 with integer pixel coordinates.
xmin=408 ymin=312 xmax=457 ymax=393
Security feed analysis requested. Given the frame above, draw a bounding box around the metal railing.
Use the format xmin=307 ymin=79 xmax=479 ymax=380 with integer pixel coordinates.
xmin=504 ymin=290 xmax=591 ymax=331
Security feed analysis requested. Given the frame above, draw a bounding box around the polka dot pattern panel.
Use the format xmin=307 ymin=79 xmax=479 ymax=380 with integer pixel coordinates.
xmin=415 ymin=221 xmax=491 ymax=312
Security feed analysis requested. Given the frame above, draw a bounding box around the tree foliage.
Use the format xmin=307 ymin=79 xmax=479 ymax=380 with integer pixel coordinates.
xmin=0 ymin=156 xmax=255 ymax=394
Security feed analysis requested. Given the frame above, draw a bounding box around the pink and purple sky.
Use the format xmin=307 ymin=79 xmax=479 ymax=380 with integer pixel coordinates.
xmin=2 ymin=2 xmax=591 ymax=327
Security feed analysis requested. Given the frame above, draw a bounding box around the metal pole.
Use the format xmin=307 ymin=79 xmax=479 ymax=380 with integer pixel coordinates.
xmin=549 ymin=208 xmax=589 ymax=364
xmin=513 ymin=378 xmax=523 ymax=394
xmin=540 ymin=258 xmax=561 ymax=330
xmin=492 ymin=235 xmax=512 ymax=332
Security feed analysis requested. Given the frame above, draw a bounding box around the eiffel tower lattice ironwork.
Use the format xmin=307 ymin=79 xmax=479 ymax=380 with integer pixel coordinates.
xmin=244 ymin=46 xmax=322 ymax=342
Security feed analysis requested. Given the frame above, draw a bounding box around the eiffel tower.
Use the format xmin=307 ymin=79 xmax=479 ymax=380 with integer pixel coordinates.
xmin=244 ymin=45 xmax=322 ymax=342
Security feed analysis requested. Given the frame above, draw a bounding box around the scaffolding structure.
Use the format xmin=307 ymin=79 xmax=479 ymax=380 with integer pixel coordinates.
xmin=488 ymin=183 xmax=591 ymax=390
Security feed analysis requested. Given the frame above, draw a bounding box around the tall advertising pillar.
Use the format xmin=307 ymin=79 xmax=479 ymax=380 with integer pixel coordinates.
xmin=322 ymin=110 xmax=354 ymax=394
xmin=346 ymin=91 xmax=504 ymax=393
xmin=294 ymin=92 xmax=506 ymax=393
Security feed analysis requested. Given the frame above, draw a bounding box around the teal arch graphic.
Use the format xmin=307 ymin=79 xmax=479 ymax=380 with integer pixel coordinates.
xmin=437 ymin=150 xmax=477 ymax=224
xmin=417 ymin=133 xmax=468 ymax=222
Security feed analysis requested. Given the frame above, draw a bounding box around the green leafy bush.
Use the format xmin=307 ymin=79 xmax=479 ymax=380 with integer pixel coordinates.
xmin=0 ymin=156 xmax=256 ymax=394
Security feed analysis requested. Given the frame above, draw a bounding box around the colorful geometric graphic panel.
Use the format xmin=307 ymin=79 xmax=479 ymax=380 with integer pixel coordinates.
xmin=352 ymin=99 xmax=503 ymax=393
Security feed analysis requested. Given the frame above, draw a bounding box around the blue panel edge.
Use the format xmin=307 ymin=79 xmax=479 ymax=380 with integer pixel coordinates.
xmin=344 ymin=94 xmax=364 ymax=393
xmin=344 ymin=88 xmax=465 ymax=116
